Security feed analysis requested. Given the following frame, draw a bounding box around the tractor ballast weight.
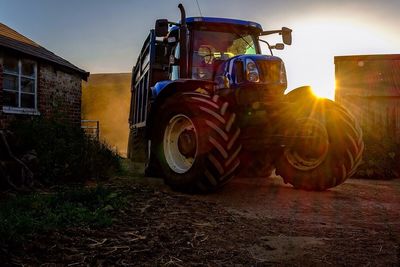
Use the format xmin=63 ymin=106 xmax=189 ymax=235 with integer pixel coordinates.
xmin=128 ymin=4 xmax=364 ymax=192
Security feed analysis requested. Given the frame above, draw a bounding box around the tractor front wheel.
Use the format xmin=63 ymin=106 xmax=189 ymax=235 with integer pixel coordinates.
xmin=276 ymin=98 xmax=364 ymax=190
xmin=153 ymin=92 xmax=242 ymax=193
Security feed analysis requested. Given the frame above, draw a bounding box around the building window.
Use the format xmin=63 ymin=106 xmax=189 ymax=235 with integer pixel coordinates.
xmin=2 ymin=55 xmax=37 ymax=113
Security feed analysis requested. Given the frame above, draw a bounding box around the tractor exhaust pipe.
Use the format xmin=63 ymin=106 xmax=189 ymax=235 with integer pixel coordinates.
xmin=178 ymin=4 xmax=188 ymax=78
xmin=178 ymin=4 xmax=186 ymax=26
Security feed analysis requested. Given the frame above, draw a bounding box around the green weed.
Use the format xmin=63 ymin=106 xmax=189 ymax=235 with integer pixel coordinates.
xmin=0 ymin=186 xmax=126 ymax=245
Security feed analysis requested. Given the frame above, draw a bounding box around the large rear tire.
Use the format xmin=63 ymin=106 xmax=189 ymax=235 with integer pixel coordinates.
xmin=153 ymin=92 xmax=242 ymax=193
xmin=276 ymin=98 xmax=364 ymax=190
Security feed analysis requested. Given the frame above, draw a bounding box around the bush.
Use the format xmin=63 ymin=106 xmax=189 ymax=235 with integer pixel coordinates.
xmin=9 ymin=118 xmax=120 ymax=185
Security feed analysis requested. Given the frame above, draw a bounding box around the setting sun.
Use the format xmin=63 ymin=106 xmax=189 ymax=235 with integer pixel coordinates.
xmin=265 ymin=14 xmax=400 ymax=100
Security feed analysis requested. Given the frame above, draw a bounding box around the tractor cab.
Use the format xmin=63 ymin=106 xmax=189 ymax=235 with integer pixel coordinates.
xmin=164 ymin=17 xmax=262 ymax=81
xmin=191 ymin=21 xmax=261 ymax=81
xmin=155 ymin=2 xmax=292 ymax=80
xmin=155 ymin=12 xmax=292 ymax=102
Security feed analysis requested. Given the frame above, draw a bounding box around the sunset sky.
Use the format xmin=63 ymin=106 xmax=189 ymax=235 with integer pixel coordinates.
xmin=1 ymin=0 xmax=399 ymax=99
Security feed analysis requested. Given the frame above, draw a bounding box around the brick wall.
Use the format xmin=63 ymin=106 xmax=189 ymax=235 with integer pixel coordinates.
xmin=0 ymin=62 xmax=10 ymax=129
xmin=0 ymin=62 xmax=3 ymax=122
xmin=0 ymin=59 xmax=83 ymax=128
xmin=38 ymin=62 xmax=82 ymax=124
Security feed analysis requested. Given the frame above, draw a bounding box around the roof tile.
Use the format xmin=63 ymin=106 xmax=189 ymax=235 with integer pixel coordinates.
xmin=0 ymin=23 xmax=89 ymax=80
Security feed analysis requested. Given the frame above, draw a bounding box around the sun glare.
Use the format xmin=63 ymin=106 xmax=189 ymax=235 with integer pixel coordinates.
xmin=310 ymin=87 xmax=324 ymax=98
xmin=265 ymin=14 xmax=400 ymax=101
xmin=309 ymin=78 xmax=335 ymax=99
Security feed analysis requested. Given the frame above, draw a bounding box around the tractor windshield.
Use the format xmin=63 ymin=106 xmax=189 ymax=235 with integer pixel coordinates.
xmin=191 ymin=30 xmax=257 ymax=80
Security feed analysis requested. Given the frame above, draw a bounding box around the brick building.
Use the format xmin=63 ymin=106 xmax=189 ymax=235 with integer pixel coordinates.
xmin=0 ymin=23 xmax=89 ymax=128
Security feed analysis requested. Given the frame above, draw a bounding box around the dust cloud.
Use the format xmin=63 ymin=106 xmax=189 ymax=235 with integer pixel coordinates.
xmin=82 ymin=73 xmax=131 ymax=157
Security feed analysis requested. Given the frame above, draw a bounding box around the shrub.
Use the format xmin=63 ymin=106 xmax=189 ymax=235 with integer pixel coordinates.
xmin=9 ymin=118 xmax=120 ymax=185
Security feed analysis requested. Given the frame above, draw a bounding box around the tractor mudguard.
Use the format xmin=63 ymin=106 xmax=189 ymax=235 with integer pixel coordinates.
xmin=151 ymin=79 xmax=215 ymax=99
xmin=284 ymin=85 xmax=315 ymax=103
xmin=151 ymin=80 xmax=173 ymax=99
xmin=146 ymin=79 xmax=215 ymax=138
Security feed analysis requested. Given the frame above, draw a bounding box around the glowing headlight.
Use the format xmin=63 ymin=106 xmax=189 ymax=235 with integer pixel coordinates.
xmin=246 ymin=59 xmax=260 ymax=82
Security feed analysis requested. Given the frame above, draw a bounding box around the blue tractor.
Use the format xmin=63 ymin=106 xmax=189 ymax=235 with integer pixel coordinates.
xmin=128 ymin=4 xmax=363 ymax=192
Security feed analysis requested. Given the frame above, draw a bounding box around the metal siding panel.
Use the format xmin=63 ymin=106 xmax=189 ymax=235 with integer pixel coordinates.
xmin=143 ymin=73 xmax=149 ymax=122
xmin=336 ymin=55 xmax=400 ymax=143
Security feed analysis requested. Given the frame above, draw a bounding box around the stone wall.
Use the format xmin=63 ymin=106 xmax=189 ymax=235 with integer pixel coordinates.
xmin=0 ymin=59 xmax=82 ymax=128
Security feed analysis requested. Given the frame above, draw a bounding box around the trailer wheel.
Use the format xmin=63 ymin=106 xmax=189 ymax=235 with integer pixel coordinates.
xmin=154 ymin=92 xmax=242 ymax=193
xmin=276 ymin=99 xmax=364 ymax=190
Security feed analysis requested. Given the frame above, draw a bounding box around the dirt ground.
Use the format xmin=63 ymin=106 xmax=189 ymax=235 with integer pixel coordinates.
xmin=3 ymin=165 xmax=400 ymax=266
xmin=195 ymin=174 xmax=400 ymax=266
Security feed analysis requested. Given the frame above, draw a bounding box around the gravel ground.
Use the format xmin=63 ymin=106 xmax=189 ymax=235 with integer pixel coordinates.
xmin=2 ymin=167 xmax=400 ymax=266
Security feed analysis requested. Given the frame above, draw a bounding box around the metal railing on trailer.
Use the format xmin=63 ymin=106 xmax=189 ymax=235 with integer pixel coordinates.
xmin=127 ymin=29 xmax=170 ymax=160
xmin=129 ymin=31 xmax=153 ymax=129
xmin=129 ymin=29 xmax=170 ymax=130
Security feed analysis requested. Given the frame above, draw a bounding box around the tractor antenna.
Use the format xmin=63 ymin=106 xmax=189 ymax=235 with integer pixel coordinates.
xmin=195 ymin=0 xmax=203 ymax=17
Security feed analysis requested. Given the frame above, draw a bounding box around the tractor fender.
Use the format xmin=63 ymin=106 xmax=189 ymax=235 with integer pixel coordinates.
xmin=151 ymin=80 xmax=173 ymax=99
xmin=280 ymin=86 xmax=319 ymax=129
xmin=146 ymin=79 xmax=215 ymax=138
xmin=284 ymin=85 xmax=316 ymax=103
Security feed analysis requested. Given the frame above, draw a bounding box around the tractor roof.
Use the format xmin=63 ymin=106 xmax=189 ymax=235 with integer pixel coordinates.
xmin=186 ymin=17 xmax=263 ymax=31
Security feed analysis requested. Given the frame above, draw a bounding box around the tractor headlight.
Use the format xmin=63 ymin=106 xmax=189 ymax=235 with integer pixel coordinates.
xmin=246 ymin=59 xmax=260 ymax=82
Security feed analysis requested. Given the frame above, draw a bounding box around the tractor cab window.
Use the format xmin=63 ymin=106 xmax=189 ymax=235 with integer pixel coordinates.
xmin=191 ymin=30 xmax=257 ymax=80
xmin=170 ymin=43 xmax=180 ymax=80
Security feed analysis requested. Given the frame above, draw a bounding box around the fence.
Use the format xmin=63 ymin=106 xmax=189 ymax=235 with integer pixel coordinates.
xmin=81 ymin=120 xmax=100 ymax=140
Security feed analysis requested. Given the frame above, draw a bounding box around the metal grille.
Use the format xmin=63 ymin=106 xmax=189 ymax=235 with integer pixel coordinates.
xmin=257 ymin=61 xmax=281 ymax=83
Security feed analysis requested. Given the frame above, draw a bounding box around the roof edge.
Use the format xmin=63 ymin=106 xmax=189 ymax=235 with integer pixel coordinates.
xmin=0 ymin=28 xmax=89 ymax=80
xmin=335 ymin=54 xmax=400 ymax=62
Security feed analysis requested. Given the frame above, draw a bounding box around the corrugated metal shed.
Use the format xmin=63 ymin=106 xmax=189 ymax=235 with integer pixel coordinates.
xmin=335 ymin=54 xmax=400 ymax=142
xmin=0 ymin=23 xmax=89 ymax=80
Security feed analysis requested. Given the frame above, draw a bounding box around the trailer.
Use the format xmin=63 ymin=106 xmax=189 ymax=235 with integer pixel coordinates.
xmin=335 ymin=54 xmax=400 ymax=142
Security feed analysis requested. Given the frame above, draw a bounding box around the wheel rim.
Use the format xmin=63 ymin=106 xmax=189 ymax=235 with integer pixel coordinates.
xmin=284 ymin=118 xmax=329 ymax=171
xmin=163 ymin=114 xmax=198 ymax=174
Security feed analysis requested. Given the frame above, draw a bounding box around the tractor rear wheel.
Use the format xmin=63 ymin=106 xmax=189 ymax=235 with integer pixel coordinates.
xmin=154 ymin=92 xmax=242 ymax=193
xmin=276 ymin=98 xmax=364 ymax=190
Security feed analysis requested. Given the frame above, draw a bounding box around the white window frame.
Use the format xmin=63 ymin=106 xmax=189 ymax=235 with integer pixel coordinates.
xmin=2 ymin=57 xmax=40 ymax=115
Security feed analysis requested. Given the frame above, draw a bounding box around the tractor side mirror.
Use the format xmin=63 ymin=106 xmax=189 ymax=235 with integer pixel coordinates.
xmin=271 ymin=43 xmax=285 ymax=50
xmin=155 ymin=19 xmax=169 ymax=37
xmin=282 ymin=27 xmax=292 ymax=45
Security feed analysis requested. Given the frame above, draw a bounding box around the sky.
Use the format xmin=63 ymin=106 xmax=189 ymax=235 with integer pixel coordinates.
xmin=1 ymin=0 xmax=399 ymax=99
